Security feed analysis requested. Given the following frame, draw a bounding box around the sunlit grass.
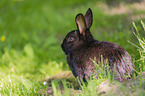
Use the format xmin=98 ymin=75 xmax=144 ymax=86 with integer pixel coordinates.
xmin=0 ymin=44 xmax=63 ymax=95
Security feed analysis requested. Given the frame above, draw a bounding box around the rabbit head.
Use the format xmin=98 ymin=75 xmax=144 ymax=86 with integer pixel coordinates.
xmin=61 ymin=8 xmax=95 ymax=55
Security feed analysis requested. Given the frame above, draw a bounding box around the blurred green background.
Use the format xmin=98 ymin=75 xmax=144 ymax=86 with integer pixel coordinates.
xmin=0 ymin=0 xmax=145 ymax=95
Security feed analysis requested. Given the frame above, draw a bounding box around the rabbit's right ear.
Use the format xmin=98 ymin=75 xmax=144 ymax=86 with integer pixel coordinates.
xmin=75 ymin=14 xmax=86 ymax=36
xmin=84 ymin=8 xmax=93 ymax=28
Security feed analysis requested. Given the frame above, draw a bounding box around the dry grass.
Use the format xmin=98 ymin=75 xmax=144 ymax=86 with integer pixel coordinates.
xmin=97 ymin=0 xmax=145 ymax=15
xmin=96 ymin=0 xmax=145 ymax=21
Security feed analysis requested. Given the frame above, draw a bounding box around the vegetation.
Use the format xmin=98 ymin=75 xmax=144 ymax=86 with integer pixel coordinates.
xmin=0 ymin=0 xmax=145 ymax=95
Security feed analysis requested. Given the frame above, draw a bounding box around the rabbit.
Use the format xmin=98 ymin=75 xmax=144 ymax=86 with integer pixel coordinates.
xmin=61 ymin=8 xmax=134 ymax=83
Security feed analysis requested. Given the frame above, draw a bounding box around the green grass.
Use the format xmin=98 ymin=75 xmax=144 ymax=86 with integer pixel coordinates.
xmin=0 ymin=0 xmax=145 ymax=95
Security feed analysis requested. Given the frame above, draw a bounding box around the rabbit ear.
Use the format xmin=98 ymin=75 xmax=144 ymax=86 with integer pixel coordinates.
xmin=75 ymin=14 xmax=86 ymax=35
xmin=84 ymin=8 xmax=93 ymax=28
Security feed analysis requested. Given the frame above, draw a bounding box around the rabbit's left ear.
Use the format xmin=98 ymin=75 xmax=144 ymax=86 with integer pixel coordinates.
xmin=76 ymin=13 xmax=86 ymax=36
xmin=84 ymin=8 xmax=93 ymax=28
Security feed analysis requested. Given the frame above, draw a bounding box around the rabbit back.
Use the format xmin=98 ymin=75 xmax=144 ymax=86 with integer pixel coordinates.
xmin=67 ymin=41 xmax=134 ymax=82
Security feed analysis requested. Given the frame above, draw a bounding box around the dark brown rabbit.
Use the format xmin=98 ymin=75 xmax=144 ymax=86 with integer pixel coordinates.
xmin=61 ymin=8 xmax=134 ymax=82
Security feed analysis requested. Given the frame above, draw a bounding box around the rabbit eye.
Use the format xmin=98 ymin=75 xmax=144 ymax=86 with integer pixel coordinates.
xmin=68 ymin=37 xmax=74 ymax=42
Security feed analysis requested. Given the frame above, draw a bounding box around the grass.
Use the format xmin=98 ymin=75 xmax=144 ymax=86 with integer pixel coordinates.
xmin=0 ymin=0 xmax=145 ymax=95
